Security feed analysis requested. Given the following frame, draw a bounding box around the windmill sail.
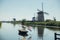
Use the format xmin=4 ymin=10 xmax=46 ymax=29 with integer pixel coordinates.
xmin=42 ymin=2 xmax=43 ymax=12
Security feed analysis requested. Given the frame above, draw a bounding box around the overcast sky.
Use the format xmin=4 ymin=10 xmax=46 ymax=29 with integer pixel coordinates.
xmin=0 ymin=0 xmax=60 ymax=21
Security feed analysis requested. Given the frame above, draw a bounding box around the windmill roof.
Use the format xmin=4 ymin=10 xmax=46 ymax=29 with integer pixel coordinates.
xmin=37 ymin=11 xmax=43 ymax=14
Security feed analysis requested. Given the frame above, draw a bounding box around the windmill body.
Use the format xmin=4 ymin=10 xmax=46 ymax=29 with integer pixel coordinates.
xmin=37 ymin=11 xmax=44 ymax=22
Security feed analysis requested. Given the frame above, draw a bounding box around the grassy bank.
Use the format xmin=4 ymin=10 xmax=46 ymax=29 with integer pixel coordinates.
xmin=0 ymin=22 xmax=1 ymax=25
xmin=23 ymin=21 xmax=60 ymax=26
xmin=0 ymin=22 xmax=2 ymax=28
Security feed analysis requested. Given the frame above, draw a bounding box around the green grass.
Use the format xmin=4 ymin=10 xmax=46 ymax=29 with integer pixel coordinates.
xmin=0 ymin=22 xmax=2 ymax=28
xmin=23 ymin=21 xmax=60 ymax=26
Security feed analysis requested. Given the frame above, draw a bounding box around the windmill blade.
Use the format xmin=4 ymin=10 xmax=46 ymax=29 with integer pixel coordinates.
xmin=44 ymin=12 xmax=49 ymax=15
xmin=37 ymin=9 xmax=41 ymax=12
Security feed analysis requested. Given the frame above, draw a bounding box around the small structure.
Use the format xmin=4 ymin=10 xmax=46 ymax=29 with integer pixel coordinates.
xmin=53 ymin=17 xmax=56 ymax=21
xmin=32 ymin=17 xmax=35 ymax=21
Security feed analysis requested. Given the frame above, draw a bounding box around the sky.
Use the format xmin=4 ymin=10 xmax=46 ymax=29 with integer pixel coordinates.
xmin=0 ymin=0 xmax=60 ymax=21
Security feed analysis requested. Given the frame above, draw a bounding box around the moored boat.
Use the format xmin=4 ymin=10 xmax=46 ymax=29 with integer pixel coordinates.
xmin=18 ymin=25 xmax=28 ymax=36
xmin=18 ymin=30 xmax=28 ymax=36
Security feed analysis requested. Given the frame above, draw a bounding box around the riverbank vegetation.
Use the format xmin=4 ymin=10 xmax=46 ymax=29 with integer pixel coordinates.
xmin=0 ymin=19 xmax=60 ymax=27
xmin=0 ymin=22 xmax=1 ymax=25
xmin=21 ymin=19 xmax=60 ymax=27
xmin=0 ymin=22 xmax=2 ymax=28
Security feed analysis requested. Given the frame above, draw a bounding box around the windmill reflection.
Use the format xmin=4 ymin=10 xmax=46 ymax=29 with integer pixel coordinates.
xmin=37 ymin=26 xmax=44 ymax=40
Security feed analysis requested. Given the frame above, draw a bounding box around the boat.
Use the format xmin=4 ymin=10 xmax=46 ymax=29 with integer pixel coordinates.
xmin=18 ymin=30 xmax=28 ymax=36
xmin=18 ymin=26 xmax=28 ymax=36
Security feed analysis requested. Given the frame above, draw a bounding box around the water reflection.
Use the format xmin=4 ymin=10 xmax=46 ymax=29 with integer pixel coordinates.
xmin=22 ymin=37 xmax=26 ymax=40
xmin=28 ymin=36 xmax=32 ymax=40
xmin=13 ymin=23 xmax=16 ymax=26
xmin=47 ymin=28 xmax=60 ymax=31
xmin=11 ymin=22 xmax=16 ymax=26
xmin=37 ymin=26 xmax=44 ymax=40
xmin=0 ymin=23 xmax=60 ymax=40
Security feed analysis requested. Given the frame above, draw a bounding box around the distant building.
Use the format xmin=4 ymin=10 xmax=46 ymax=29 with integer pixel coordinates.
xmin=53 ymin=17 xmax=56 ymax=21
xmin=37 ymin=11 xmax=44 ymax=22
xmin=32 ymin=17 xmax=35 ymax=21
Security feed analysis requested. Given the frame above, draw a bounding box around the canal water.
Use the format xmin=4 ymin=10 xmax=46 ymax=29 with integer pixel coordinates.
xmin=0 ymin=23 xmax=60 ymax=40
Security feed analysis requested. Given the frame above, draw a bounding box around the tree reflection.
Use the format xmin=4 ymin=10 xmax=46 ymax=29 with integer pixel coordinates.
xmin=12 ymin=23 xmax=16 ymax=26
xmin=11 ymin=22 xmax=16 ymax=27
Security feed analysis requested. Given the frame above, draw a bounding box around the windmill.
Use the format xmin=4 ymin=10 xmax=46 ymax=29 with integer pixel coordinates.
xmin=37 ymin=3 xmax=49 ymax=22
xmin=53 ymin=16 xmax=56 ymax=21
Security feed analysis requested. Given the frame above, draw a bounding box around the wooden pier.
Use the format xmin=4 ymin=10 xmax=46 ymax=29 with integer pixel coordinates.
xmin=55 ymin=33 xmax=60 ymax=40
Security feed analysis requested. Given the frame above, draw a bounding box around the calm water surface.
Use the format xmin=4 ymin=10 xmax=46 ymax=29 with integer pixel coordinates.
xmin=0 ymin=23 xmax=60 ymax=40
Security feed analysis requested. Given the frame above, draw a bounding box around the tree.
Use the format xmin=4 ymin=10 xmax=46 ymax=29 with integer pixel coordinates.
xmin=21 ymin=19 xmax=26 ymax=25
xmin=13 ymin=18 xmax=16 ymax=22
xmin=45 ymin=19 xmax=52 ymax=22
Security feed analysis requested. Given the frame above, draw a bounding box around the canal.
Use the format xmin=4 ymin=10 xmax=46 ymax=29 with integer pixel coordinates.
xmin=0 ymin=23 xmax=60 ymax=40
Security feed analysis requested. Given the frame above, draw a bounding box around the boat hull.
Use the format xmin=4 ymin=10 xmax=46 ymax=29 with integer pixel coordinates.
xmin=18 ymin=30 xmax=28 ymax=36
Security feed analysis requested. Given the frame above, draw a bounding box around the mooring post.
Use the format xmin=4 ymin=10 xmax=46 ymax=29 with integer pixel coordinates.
xmin=54 ymin=33 xmax=60 ymax=40
xmin=55 ymin=33 xmax=56 ymax=40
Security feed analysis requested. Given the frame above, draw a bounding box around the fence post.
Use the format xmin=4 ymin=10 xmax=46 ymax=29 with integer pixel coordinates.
xmin=55 ymin=33 xmax=56 ymax=40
